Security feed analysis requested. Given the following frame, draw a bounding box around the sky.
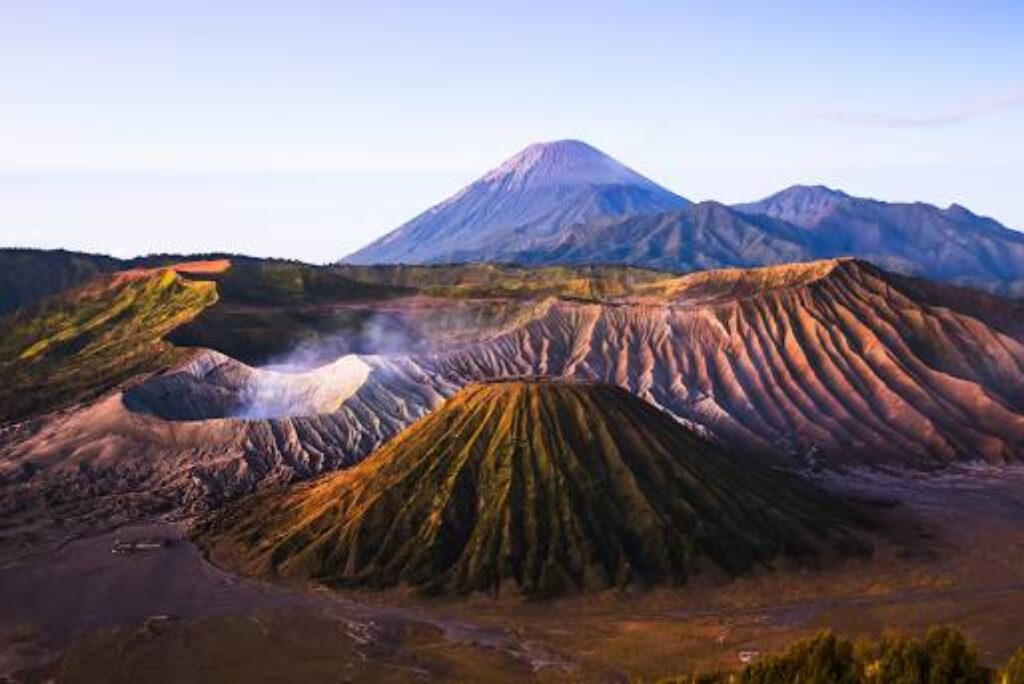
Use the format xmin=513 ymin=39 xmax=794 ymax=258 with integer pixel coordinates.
xmin=1 ymin=1 xmax=1022 ymax=263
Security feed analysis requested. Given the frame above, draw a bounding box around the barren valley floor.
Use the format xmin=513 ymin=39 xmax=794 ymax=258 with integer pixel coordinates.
xmin=4 ymin=466 xmax=1024 ymax=682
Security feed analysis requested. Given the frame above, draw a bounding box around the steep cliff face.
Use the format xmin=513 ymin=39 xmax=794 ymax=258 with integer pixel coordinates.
xmin=3 ymin=259 xmax=1023 ymax=523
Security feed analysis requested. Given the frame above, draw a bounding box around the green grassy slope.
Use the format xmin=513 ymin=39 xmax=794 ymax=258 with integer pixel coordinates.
xmin=0 ymin=270 xmax=217 ymax=422
xmin=197 ymin=381 xmax=868 ymax=597
xmin=334 ymin=262 xmax=679 ymax=299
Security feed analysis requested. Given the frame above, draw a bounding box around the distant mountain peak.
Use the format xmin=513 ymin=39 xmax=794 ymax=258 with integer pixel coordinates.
xmin=342 ymin=139 xmax=687 ymax=265
xmin=760 ymin=184 xmax=853 ymax=208
xmin=945 ymin=202 xmax=977 ymax=219
xmin=777 ymin=183 xmax=849 ymax=198
xmin=734 ymin=184 xmax=852 ymax=228
xmin=477 ymin=139 xmax=669 ymax=192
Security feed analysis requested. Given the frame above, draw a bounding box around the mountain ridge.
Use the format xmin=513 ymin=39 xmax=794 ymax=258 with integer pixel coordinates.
xmin=341 ymin=141 xmax=1024 ymax=294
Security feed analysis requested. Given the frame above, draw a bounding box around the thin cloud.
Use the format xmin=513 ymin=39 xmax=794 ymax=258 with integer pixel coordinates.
xmin=810 ymin=89 xmax=1024 ymax=128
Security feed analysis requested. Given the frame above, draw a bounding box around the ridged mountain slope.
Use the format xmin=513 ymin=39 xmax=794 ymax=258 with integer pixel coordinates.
xmin=413 ymin=259 xmax=1024 ymax=463
xmin=196 ymin=381 xmax=866 ymax=596
xmin=735 ymin=185 xmax=1024 ymax=294
xmin=501 ymin=188 xmax=1024 ymax=294
xmin=4 ymin=259 xmax=1023 ymax=529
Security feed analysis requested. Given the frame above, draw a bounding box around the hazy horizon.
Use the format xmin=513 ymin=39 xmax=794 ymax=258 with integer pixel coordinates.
xmin=2 ymin=1 xmax=1022 ymax=262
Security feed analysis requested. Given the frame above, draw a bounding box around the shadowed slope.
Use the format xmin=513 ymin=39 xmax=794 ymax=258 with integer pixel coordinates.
xmin=735 ymin=185 xmax=1024 ymax=294
xmin=507 ymin=201 xmax=813 ymax=272
xmin=0 ymin=248 xmax=121 ymax=316
xmin=197 ymin=381 xmax=866 ymax=597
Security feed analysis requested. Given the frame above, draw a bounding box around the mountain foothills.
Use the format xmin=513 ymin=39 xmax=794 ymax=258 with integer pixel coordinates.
xmin=197 ymin=381 xmax=866 ymax=596
xmin=737 ymin=185 xmax=1024 ymax=293
xmin=2 ymin=255 xmax=1023 ymax=543
xmin=342 ymin=140 xmax=1024 ymax=295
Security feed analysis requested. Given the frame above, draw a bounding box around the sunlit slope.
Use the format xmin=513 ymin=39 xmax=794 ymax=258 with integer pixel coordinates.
xmin=4 ymin=257 xmax=1024 ymax=533
xmin=418 ymin=259 xmax=1024 ymax=463
xmin=0 ymin=269 xmax=217 ymax=421
xmin=198 ymin=381 xmax=866 ymax=596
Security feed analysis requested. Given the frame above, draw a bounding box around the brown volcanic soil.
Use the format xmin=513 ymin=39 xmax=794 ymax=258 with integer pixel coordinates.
xmin=6 ymin=468 xmax=1024 ymax=682
xmin=0 ymin=522 xmax=573 ymax=682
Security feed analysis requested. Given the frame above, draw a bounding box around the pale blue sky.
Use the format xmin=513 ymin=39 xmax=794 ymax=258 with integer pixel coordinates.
xmin=1 ymin=1 xmax=1022 ymax=262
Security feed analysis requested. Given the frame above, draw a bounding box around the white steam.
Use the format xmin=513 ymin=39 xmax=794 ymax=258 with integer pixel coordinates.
xmin=228 ymin=355 xmax=372 ymax=420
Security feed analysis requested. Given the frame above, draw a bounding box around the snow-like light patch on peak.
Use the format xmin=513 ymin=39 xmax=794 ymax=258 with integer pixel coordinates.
xmin=477 ymin=139 xmax=666 ymax=192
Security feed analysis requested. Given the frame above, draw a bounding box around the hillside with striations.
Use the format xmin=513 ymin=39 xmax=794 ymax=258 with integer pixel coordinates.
xmin=3 ymin=258 xmax=1023 ymax=538
xmin=196 ymin=381 xmax=867 ymax=596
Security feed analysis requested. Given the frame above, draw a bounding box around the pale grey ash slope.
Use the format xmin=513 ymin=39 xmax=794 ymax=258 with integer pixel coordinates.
xmin=341 ymin=140 xmax=689 ymax=265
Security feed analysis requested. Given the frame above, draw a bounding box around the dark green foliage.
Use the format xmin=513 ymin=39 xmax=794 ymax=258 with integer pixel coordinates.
xmin=333 ymin=262 xmax=676 ymax=299
xmin=735 ymin=628 xmax=992 ymax=684
xmin=1004 ymin=646 xmax=1024 ymax=684
xmin=916 ymin=626 xmax=989 ymax=684
xmin=740 ymin=632 xmax=859 ymax=684
xmin=194 ymin=260 xmax=411 ymax=306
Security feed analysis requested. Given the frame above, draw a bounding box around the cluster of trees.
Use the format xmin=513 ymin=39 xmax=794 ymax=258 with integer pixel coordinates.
xmin=666 ymin=627 xmax=1024 ymax=683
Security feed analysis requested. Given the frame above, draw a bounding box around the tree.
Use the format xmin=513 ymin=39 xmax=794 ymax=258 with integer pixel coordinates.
xmin=1002 ymin=646 xmax=1024 ymax=684
xmin=739 ymin=631 xmax=859 ymax=684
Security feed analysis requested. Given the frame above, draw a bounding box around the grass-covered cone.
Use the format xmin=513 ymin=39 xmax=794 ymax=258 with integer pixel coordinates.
xmin=197 ymin=380 xmax=867 ymax=596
